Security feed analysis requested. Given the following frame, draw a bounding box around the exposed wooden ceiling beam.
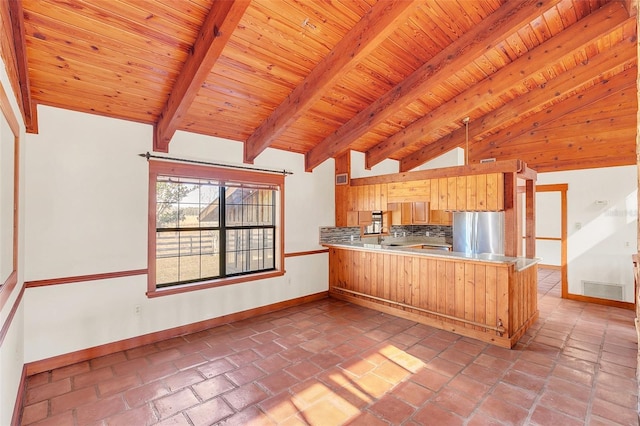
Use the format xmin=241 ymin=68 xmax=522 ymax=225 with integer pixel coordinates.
xmin=472 ymin=91 xmax=636 ymax=173
xmin=399 ymin=29 xmax=636 ymax=172
xmin=153 ymin=0 xmax=250 ymax=153
xmin=243 ymin=0 xmax=422 ymax=164
xmin=402 ymin=64 xmax=636 ymax=172
xmin=7 ymin=0 xmax=37 ymax=133
xmin=367 ymin=2 xmax=629 ymax=169
xmin=470 ymin=68 xmax=637 ymax=162
xmin=624 ymin=0 xmax=638 ymax=17
xmin=303 ymin=0 xmax=563 ymax=171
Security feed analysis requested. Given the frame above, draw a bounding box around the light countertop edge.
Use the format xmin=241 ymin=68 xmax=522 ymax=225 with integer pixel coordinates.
xmin=322 ymin=242 xmax=541 ymax=272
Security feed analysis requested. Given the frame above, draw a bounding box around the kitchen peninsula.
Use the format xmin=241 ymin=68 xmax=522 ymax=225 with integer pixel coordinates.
xmin=329 ymin=159 xmax=539 ymax=348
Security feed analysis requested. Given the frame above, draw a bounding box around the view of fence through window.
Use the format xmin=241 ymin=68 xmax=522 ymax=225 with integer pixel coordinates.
xmin=155 ymin=176 xmax=276 ymax=287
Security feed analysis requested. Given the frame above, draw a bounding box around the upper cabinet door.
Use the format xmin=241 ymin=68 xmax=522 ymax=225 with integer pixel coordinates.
xmin=412 ymin=201 xmax=429 ymax=224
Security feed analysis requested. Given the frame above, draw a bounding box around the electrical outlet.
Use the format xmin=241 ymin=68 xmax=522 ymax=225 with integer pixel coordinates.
xmin=425 ymin=231 xmax=430 ymax=237
xmin=134 ymin=305 xmax=141 ymax=316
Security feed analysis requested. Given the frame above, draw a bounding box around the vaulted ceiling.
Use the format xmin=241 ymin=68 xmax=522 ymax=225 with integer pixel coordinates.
xmin=0 ymin=0 xmax=637 ymax=173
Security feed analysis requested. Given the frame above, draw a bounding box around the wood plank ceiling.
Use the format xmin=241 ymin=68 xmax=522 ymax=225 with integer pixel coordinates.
xmin=1 ymin=0 xmax=637 ymax=173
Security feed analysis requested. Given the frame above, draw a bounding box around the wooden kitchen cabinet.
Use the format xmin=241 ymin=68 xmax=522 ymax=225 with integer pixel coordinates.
xmin=397 ymin=201 xmax=429 ymax=225
xmin=346 ymin=211 xmax=357 ymax=226
xmin=328 ymin=246 xmax=539 ymax=348
xmin=413 ymin=201 xmax=429 ymax=223
xmin=388 ymin=203 xmax=402 ymax=226
xmin=387 ymin=173 xmax=503 ymax=212
xmin=352 ymin=184 xmax=388 ymax=211
xmin=346 ymin=210 xmax=373 ymax=227
xmin=400 ymin=203 xmax=412 ymax=225
xmin=429 ymin=209 xmax=452 ymax=225
xmin=342 ymin=167 xmax=511 ymax=228
xmin=337 ymin=160 xmax=535 ymax=274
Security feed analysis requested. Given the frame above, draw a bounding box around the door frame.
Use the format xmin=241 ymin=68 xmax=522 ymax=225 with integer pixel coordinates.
xmin=535 ymin=184 xmax=568 ymax=298
xmin=536 ymin=184 xmax=633 ymax=309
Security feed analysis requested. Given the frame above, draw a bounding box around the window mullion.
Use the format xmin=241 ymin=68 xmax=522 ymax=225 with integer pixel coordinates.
xmin=220 ymin=186 xmax=226 ymax=277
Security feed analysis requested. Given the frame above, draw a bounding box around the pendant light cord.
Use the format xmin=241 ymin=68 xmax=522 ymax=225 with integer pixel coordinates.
xmin=463 ymin=117 xmax=470 ymax=165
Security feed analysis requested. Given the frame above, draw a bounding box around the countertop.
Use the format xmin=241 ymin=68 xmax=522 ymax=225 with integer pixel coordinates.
xmin=323 ymin=240 xmax=540 ymax=271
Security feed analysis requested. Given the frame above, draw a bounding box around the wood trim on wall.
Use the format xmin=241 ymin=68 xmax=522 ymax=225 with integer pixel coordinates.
xmin=145 ymin=247 xmax=327 ymax=297
xmin=0 ymin=62 xmax=22 ymax=347
xmin=25 ymin=269 xmax=148 ymax=288
xmin=25 ymin=291 xmax=328 ymax=376
xmin=284 ymin=249 xmax=329 ymax=258
xmin=0 ymin=270 xmax=17 ymax=312
xmin=146 ymin=270 xmax=285 ymax=298
xmin=0 ymin=76 xmax=20 ymax=135
xmin=12 ymin=132 xmax=19 ymax=271
xmin=0 ymin=283 xmax=24 ymax=346
xmin=334 ymin=151 xmax=350 ymax=227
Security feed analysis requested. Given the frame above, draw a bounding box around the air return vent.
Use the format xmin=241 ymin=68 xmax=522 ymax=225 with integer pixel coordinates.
xmin=582 ymin=280 xmax=623 ymax=301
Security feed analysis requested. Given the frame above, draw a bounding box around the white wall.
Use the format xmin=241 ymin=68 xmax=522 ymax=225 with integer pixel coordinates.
xmin=350 ymin=147 xmax=464 ymax=178
xmin=0 ymin=56 xmax=26 ymax=426
xmin=537 ymin=166 xmax=637 ymax=302
xmin=23 ymin=106 xmax=334 ymax=363
xmin=0 ymin=303 xmax=24 ymax=425
xmin=350 ymin=150 xmax=399 ymax=178
xmin=411 ymin=148 xmax=465 ymax=170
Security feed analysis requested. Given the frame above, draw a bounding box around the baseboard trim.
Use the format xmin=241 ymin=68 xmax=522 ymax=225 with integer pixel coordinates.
xmin=565 ymin=293 xmax=634 ymax=310
xmin=12 ymin=365 xmax=27 ymax=426
xmin=25 ymin=291 xmax=328 ymax=376
xmin=538 ymin=264 xmax=561 ymax=270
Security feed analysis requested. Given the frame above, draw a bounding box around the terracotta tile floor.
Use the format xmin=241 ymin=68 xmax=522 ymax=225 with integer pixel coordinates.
xmin=20 ymin=269 xmax=638 ymax=425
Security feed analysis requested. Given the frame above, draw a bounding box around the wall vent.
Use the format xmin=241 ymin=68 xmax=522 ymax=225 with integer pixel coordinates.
xmin=582 ymin=280 xmax=624 ymax=301
xmin=335 ymin=173 xmax=348 ymax=185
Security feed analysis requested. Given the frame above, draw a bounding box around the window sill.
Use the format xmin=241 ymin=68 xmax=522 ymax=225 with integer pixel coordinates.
xmin=146 ymin=270 xmax=285 ymax=298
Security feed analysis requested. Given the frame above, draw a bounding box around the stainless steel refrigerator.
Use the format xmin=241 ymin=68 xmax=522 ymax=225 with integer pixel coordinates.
xmin=453 ymin=212 xmax=505 ymax=255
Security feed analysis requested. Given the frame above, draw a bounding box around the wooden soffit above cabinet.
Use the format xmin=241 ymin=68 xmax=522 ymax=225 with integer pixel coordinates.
xmin=0 ymin=0 xmax=636 ymax=172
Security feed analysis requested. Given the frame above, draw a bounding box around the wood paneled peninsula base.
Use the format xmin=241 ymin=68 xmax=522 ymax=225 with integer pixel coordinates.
xmin=324 ymin=243 xmax=540 ymax=348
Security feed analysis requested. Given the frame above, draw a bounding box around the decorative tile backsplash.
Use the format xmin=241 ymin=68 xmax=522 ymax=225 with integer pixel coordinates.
xmin=318 ymin=226 xmax=362 ymax=243
xmin=319 ymin=224 xmax=452 ymax=244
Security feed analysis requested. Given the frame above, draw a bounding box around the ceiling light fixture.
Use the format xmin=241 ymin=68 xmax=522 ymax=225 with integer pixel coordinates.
xmin=462 ymin=116 xmax=470 ymax=165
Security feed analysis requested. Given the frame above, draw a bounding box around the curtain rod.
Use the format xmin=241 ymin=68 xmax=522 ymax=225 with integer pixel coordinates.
xmin=138 ymin=152 xmax=293 ymax=176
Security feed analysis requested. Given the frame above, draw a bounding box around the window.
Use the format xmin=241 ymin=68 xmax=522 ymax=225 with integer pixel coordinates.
xmin=0 ymin=87 xmax=20 ymax=306
xmin=148 ymin=161 xmax=284 ymax=296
